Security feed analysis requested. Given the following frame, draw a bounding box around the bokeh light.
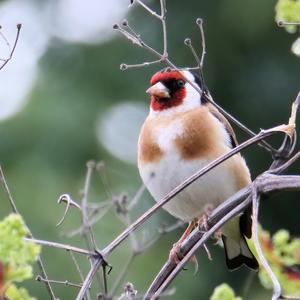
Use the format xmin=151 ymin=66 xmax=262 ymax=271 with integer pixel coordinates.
xmin=97 ymin=102 xmax=148 ymax=163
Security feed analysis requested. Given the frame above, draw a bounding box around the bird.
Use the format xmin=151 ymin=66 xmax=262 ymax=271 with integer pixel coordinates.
xmin=137 ymin=68 xmax=259 ymax=270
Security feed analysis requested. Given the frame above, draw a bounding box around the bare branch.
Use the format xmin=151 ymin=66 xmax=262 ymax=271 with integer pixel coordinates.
xmin=76 ymin=257 xmax=105 ymax=300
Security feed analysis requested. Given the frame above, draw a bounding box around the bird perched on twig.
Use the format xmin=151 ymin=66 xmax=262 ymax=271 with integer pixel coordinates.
xmin=137 ymin=68 xmax=258 ymax=270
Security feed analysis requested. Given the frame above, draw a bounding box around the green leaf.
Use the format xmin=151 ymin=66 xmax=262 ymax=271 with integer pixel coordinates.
xmin=256 ymin=228 xmax=300 ymax=296
xmin=0 ymin=214 xmax=41 ymax=298
xmin=275 ymin=0 xmax=300 ymax=33
xmin=6 ymin=284 xmax=37 ymax=300
xmin=210 ymin=283 xmax=242 ymax=300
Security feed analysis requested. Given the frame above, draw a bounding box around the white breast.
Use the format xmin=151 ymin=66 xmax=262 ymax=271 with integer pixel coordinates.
xmin=138 ymin=119 xmax=240 ymax=222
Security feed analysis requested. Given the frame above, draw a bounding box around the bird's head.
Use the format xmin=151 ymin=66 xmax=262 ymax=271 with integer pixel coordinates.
xmin=146 ymin=69 xmax=204 ymax=116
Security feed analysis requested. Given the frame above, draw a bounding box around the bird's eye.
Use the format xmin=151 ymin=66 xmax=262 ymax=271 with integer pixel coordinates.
xmin=177 ymin=80 xmax=185 ymax=88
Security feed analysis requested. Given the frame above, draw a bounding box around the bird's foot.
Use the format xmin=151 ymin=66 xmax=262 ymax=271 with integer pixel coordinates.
xmin=169 ymin=242 xmax=182 ymax=264
xmin=169 ymin=242 xmax=199 ymax=274
xmin=197 ymin=204 xmax=214 ymax=231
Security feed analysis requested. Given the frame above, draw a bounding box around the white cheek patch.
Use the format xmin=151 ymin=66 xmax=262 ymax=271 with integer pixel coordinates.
xmin=183 ymin=82 xmax=201 ymax=108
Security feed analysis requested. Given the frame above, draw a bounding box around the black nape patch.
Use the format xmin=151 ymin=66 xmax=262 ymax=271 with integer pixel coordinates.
xmin=192 ymin=71 xmax=209 ymax=104
xmin=192 ymin=72 xmax=203 ymax=89
xmin=229 ymin=135 xmax=237 ymax=149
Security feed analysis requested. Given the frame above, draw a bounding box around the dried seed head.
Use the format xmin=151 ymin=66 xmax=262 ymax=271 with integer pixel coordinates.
xmin=184 ymin=38 xmax=192 ymax=46
xmin=277 ymin=20 xmax=284 ymax=27
xmin=122 ymin=19 xmax=128 ymax=26
xmin=120 ymin=63 xmax=128 ymax=70
xmin=86 ymin=160 xmax=96 ymax=168
xmin=196 ymin=18 xmax=203 ymax=26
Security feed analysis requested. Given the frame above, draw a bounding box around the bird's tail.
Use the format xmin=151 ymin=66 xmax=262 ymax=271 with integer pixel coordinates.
xmin=222 ymin=215 xmax=259 ymax=270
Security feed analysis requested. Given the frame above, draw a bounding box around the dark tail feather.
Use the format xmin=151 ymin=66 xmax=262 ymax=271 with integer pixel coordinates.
xmin=222 ymin=235 xmax=259 ymax=270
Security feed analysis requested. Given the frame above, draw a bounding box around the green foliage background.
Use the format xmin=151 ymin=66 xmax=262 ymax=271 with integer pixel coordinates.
xmin=0 ymin=0 xmax=300 ymax=299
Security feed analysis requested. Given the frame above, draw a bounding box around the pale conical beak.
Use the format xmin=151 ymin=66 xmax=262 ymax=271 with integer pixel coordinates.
xmin=146 ymin=82 xmax=170 ymax=98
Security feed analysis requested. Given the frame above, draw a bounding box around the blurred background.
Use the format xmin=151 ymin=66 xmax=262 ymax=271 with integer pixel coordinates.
xmin=0 ymin=0 xmax=299 ymax=299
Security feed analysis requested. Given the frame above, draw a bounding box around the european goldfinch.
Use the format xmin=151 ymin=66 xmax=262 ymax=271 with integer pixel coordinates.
xmin=137 ymin=68 xmax=259 ymax=270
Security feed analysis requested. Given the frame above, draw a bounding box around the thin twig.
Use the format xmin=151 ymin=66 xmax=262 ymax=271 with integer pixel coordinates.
xmin=160 ymin=0 xmax=168 ymax=58
xmin=196 ymin=18 xmax=206 ymax=68
xmin=81 ymin=161 xmax=105 ymax=294
xmin=277 ymin=21 xmax=300 ymax=27
xmin=81 ymin=161 xmax=95 ymax=238
xmin=0 ymin=24 xmax=22 ymax=71
xmin=24 ymin=237 xmax=96 ymax=256
xmin=69 ymin=250 xmax=90 ymax=300
xmin=56 ymin=194 xmax=81 ymax=227
xmin=66 ymin=203 xmax=113 ymax=238
xmin=135 ymin=0 xmax=161 ymax=19
xmin=36 ymin=275 xmax=83 ymax=289
xmin=0 ymin=166 xmax=19 ymax=213
xmin=128 ymin=184 xmax=146 ymax=210
xmin=184 ymin=38 xmax=201 ymax=69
